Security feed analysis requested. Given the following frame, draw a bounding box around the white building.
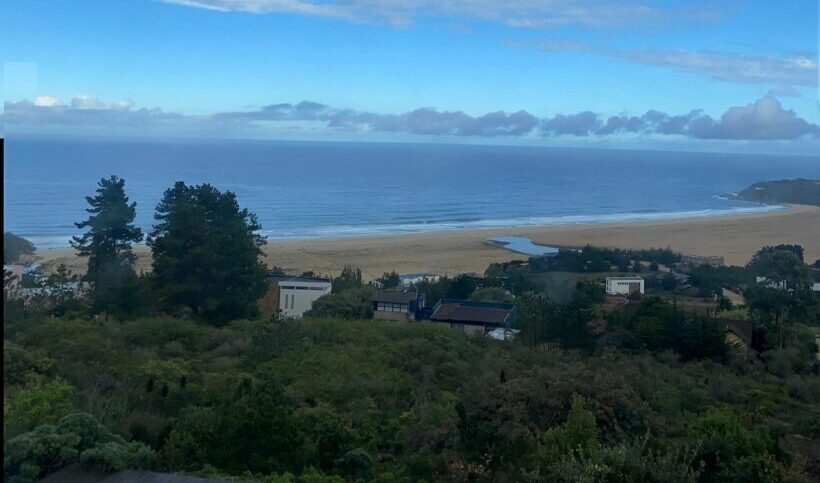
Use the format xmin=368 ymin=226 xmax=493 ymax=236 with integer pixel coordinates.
xmin=259 ymin=275 xmax=332 ymax=318
xmin=398 ymin=273 xmax=440 ymax=288
xmin=487 ymin=328 xmax=520 ymax=341
xmin=756 ymin=276 xmax=788 ymax=291
xmin=680 ymin=254 xmax=724 ymax=268
xmin=605 ymin=276 xmax=644 ymax=295
xmin=813 ymin=282 xmax=820 ymax=292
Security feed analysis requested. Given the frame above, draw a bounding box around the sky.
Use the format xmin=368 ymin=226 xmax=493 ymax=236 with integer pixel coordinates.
xmin=1 ymin=0 xmax=819 ymax=153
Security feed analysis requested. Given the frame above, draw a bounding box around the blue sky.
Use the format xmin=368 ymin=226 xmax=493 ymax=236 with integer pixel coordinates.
xmin=1 ymin=0 xmax=818 ymax=152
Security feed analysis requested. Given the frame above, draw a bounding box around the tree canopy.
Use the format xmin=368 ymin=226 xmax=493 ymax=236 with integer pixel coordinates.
xmin=747 ymin=245 xmax=810 ymax=290
xmin=70 ymin=175 xmax=143 ymax=318
xmin=148 ymin=182 xmax=267 ymax=324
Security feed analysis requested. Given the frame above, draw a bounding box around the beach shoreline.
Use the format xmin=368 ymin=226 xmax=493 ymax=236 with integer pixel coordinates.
xmin=33 ymin=204 xmax=820 ymax=279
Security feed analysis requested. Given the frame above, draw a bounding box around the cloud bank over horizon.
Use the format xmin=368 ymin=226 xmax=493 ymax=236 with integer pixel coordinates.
xmin=4 ymin=94 xmax=819 ymax=142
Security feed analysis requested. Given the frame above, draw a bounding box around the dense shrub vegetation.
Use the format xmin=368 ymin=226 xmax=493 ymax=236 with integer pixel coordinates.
xmin=3 ymin=316 xmax=819 ymax=482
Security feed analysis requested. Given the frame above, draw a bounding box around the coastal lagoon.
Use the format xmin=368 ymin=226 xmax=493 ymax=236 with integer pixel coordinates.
xmin=5 ymin=137 xmax=819 ymax=249
xmin=489 ymin=237 xmax=560 ymax=256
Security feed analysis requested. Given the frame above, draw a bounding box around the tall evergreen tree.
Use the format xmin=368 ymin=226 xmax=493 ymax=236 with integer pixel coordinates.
xmin=746 ymin=245 xmax=812 ymax=348
xmin=148 ymin=182 xmax=267 ymax=324
xmin=71 ymin=175 xmax=143 ymax=318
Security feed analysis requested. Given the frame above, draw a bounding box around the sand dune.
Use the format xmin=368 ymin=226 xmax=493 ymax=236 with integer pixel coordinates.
xmin=34 ymin=204 xmax=820 ymax=280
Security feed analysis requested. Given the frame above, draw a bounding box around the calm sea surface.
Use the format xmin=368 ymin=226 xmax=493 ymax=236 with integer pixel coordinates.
xmin=4 ymin=137 xmax=820 ymax=249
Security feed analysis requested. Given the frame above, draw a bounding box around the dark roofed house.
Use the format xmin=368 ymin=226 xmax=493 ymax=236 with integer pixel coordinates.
xmin=725 ymin=319 xmax=754 ymax=353
xmin=373 ymin=290 xmax=425 ymax=322
xmin=430 ymin=299 xmax=516 ymax=334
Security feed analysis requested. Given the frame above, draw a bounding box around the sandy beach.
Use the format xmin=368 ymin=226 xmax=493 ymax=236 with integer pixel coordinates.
xmin=34 ymin=204 xmax=820 ymax=280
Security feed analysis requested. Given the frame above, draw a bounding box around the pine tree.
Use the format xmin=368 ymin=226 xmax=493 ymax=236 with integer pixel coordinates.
xmin=148 ymin=182 xmax=267 ymax=324
xmin=71 ymin=175 xmax=143 ymax=319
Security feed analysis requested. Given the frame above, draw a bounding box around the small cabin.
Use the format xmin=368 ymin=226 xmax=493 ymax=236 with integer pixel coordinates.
xmin=430 ymin=299 xmax=516 ymax=334
xmin=373 ymin=290 xmax=425 ymax=322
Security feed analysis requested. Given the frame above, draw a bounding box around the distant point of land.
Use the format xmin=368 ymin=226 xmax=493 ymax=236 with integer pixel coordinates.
xmin=729 ymin=178 xmax=820 ymax=206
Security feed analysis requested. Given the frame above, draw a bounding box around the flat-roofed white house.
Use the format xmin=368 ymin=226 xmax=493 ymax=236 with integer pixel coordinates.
xmin=606 ymin=276 xmax=644 ymax=295
xmin=259 ymin=275 xmax=332 ymax=318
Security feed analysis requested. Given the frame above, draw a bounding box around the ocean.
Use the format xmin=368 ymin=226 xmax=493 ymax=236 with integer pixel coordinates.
xmin=4 ymin=136 xmax=819 ymax=250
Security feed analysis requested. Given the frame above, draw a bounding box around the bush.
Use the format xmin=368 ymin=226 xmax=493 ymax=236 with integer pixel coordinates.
xmin=4 ymin=413 xmax=156 ymax=482
xmin=79 ymin=441 xmax=156 ymax=471
xmin=335 ymin=448 xmax=374 ymax=481
xmin=3 ymin=424 xmax=80 ymax=482
xmin=550 ymin=439 xmax=700 ymax=483
xmin=688 ymin=409 xmax=783 ymax=482
xmin=468 ymin=287 xmax=514 ymax=304
xmin=539 ymin=395 xmax=599 ymax=467
xmin=5 ymin=380 xmax=77 ymax=438
xmin=305 ymin=287 xmax=376 ymax=319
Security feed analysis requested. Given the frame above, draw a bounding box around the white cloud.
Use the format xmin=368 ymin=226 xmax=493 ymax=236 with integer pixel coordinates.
xmin=767 ymin=86 xmax=801 ymax=98
xmin=689 ymin=94 xmax=820 ymax=140
xmin=618 ymin=50 xmax=818 ymax=86
xmin=157 ymin=0 xmax=718 ymax=29
xmin=538 ymin=40 xmax=819 ymax=86
xmin=70 ymin=95 xmax=134 ymax=110
xmin=33 ymin=95 xmax=63 ymax=107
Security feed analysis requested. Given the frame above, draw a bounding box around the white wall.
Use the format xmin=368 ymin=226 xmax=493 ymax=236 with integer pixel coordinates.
xmin=606 ymin=278 xmax=644 ymax=295
xmin=279 ymin=281 xmax=332 ymax=318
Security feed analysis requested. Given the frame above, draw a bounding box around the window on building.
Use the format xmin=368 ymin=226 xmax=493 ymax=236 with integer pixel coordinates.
xmin=377 ymin=302 xmax=408 ymax=313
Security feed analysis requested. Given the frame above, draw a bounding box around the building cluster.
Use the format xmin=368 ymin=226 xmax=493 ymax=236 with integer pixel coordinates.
xmin=255 ymin=269 xmax=659 ymax=338
xmin=258 ymin=272 xmax=518 ymax=339
xmin=250 ymin=260 xmax=818 ymax=351
xmin=9 ymin=250 xmax=816 ymax=346
xmin=680 ymin=254 xmax=725 ymax=268
xmin=3 ymin=263 xmax=90 ymax=304
xmin=371 ymin=291 xmax=518 ymax=337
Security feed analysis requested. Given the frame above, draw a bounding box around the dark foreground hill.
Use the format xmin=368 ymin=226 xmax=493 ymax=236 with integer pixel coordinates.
xmin=4 ymin=316 xmax=820 ymax=482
